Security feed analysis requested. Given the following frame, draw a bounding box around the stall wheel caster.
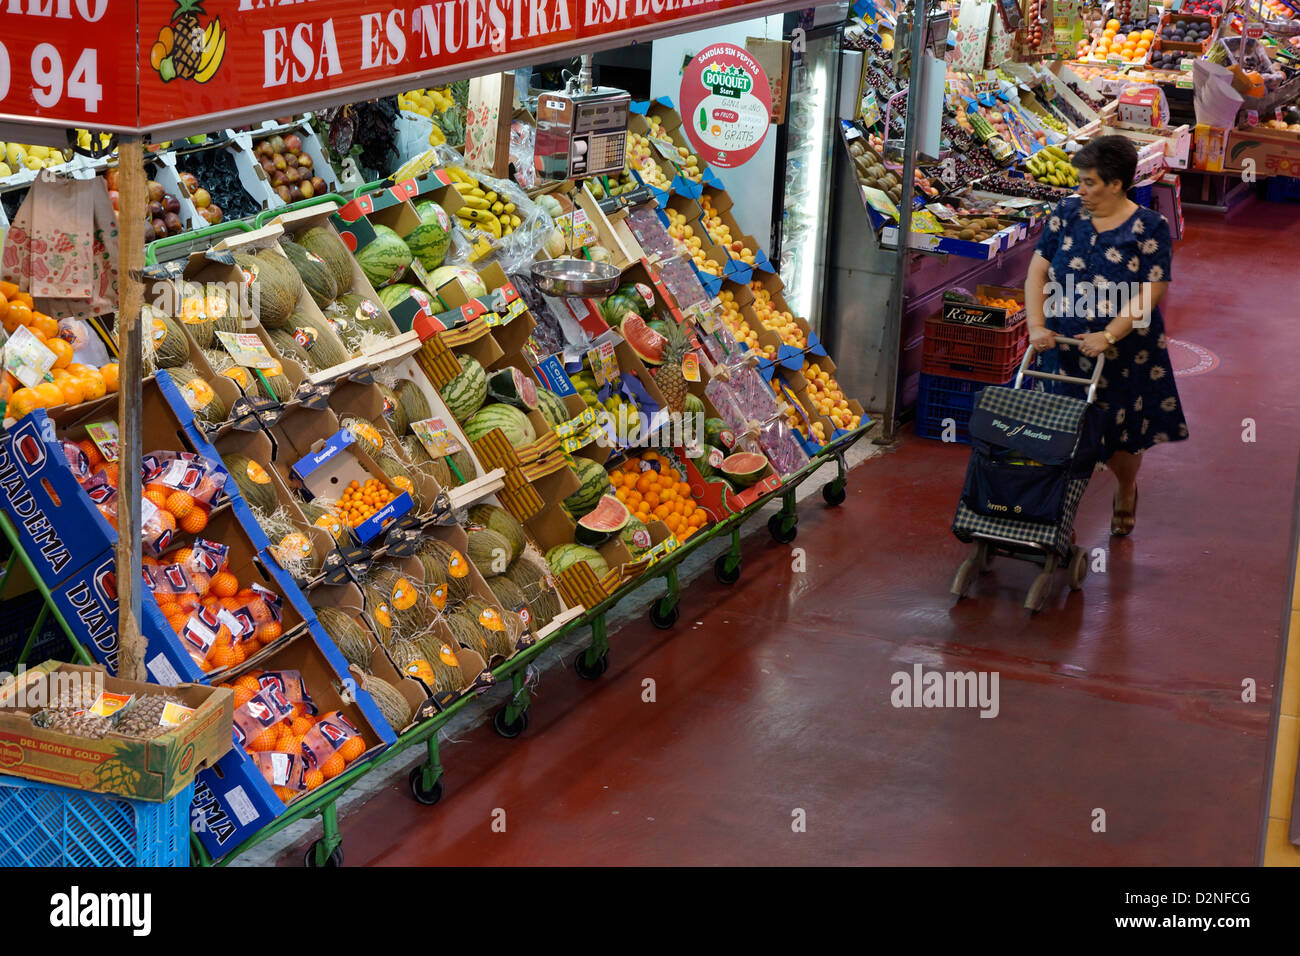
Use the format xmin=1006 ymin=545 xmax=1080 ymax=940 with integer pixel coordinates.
xmin=714 ymin=554 xmax=741 ymax=585
xmin=822 ymin=481 xmax=846 ymax=506
xmin=493 ymin=706 xmax=530 ymax=738
xmin=408 ymin=766 xmax=444 ymax=806
xmin=304 ymin=841 xmax=344 ymax=867
xmin=650 ymin=599 xmax=680 ymax=629
xmin=574 ymin=649 xmax=609 ymax=680
xmin=768 ymin=513 xmax=797 ymax=544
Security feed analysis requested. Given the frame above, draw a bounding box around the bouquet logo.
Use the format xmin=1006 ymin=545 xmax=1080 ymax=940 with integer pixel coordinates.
xmin=150 ymin=0 xmax=226 ymax=84
xmin=701 ymin=63 xmax=752 ymax=99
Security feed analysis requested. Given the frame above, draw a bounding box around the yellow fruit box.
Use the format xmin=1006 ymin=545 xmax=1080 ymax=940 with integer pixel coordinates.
xmin=0 ymin=661 xmax=233 ymax=802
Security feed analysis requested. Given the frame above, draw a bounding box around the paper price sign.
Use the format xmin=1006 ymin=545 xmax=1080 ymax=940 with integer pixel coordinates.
xmin=3 ymin=325 xmax=56 ymax=388
xmin=411 ymin=418 xmax=462 ymax=459
xmin=85 ymin=421 xmax=120 ymax=463
xmin=216 ymin=332 xmax=281 ymax=370
xmin=973 ymin=70 xmax=1000 ymax=95
xmin=89 ymin=692 xmax=134 ymax=718
xmin=587 ymin=343 xmax=619 ymax=388
xmin=682 ymin=351 xmax=700 ymax=383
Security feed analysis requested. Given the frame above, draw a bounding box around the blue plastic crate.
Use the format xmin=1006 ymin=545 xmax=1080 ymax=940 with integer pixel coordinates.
xmin=0 ymin=775 xmax=193 ymax=867
xmin=0 ymin=591 xmax=71 ymax=672
xmin=1265 ymin=176 xmax=1300 ymax=203
xmin=914 ymin=372 xmax=1015 ymax=444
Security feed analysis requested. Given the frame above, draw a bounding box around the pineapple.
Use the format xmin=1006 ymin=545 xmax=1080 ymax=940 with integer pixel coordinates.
xmin=655 ymin=319 xmax=691 ymax=413
xmin=170 ymin=0 xmax=207 ymax=79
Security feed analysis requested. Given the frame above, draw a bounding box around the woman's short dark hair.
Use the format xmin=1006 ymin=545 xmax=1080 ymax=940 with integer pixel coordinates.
xmin=1070 ymin=135 xmax=1138 ymax=190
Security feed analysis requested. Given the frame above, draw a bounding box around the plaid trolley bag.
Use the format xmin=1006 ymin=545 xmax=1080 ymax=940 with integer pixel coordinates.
xmin=950 ymin=339 xmax=1107 ymax=612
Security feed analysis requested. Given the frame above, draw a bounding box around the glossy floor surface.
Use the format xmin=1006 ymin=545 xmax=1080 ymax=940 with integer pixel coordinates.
xmin=281 ymin=200 xmax=1300 ymax=866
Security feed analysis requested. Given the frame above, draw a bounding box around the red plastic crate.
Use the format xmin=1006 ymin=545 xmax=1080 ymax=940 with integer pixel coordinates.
xmin=921 ymin=318 xmax=1028 ymax=384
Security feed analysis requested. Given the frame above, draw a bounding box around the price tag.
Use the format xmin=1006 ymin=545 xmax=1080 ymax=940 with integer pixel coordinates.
xmin=1180 ymin=59 xmax=1195 ymax=72
xmin=682 ymin=351 xmax=700 ymax=383
xmin=3 ymin=325 xmax=56 ymax=388
xmin=85 ymin=421 xmax=120 ymax=463
xmin=215 ymin=332 xmax=281 ymax=370
xmin=1246 ymin=110 xmax=1259 ymax=127
xmin=972 ymin=70 xmax=1000 ymax=95
xmin=159 ymin=702 xmax=196 ymax=728
xmin=88 ymin=692 xmax=134 ymax=718
xmin=925 ymin=203 xmax=959 ymax=221
xmin=587 ymin=343 xmax=619 ymax=388
xmin=651 ymin=137 xmax=684 ymax=163
xmin=1176 ymin=77 xmax=1194 ymax=89
xmin=410 ymin=418 xmax=462 ymax=459
xmin=1245 ymin=23 xmax=1264 ymax=39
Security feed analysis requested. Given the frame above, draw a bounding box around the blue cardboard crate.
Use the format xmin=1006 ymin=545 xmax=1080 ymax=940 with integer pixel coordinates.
xmin=0 ymin=775 xmax=192 ymax=867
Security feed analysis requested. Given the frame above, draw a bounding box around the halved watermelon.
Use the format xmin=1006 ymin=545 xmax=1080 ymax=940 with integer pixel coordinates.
xmin=621 ymin=314 xmax=667 ymax=366
xmin=720 ymin=452 xmax=768 ymax=489
xmin=486 ymin=367 xmax=539 ymax=412
xmin=574 ymin=495 xmax=630 ymax=546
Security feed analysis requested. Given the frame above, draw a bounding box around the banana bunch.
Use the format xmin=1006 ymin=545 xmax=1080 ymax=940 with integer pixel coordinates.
xmin=447 ymin=166 xmax=523 ymax=262
xmin=1026 ymin=146 xmax=1078 ymax=188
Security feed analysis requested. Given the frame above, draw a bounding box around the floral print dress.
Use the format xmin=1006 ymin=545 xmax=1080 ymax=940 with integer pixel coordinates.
xmin=1034 ymin=195 xmax=1189 ymax=457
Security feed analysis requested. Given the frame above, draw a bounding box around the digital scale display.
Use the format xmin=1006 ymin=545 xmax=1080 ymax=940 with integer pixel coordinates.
xmin=535 ymin=88 xmax=631 ymax=180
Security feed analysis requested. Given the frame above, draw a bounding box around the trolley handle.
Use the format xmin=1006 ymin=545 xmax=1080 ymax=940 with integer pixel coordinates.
xmin=1015 ymin=335 xmax=1105 ymax=404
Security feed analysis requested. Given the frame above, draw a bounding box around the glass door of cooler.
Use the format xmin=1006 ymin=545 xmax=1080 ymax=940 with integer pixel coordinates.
xmin=774 ymin=15 xmax=845 ymax=337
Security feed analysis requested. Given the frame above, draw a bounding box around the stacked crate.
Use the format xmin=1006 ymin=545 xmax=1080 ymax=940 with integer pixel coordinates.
xmin=915 ymin=286 xmax=1029 ymax=445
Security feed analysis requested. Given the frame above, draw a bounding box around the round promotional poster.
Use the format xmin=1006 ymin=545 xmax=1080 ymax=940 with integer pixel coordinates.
xmin=679 ymin=44 xmax=773 ymax=169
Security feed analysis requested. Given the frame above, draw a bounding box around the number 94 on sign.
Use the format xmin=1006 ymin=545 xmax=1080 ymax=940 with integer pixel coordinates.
xmin=0 ymin=42 xmax=103 ymax=113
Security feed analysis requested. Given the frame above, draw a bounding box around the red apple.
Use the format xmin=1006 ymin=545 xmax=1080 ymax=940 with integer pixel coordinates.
xmin=310 ymin=176 xmax=326 ymax=193
xmin=269 ymin=135 xmax=286 ymax=154
xmin=284 ymin=152 xmax=298 ymax=168
xmin=147 ymin=180 xmax=165 ymax=203
xmin=179 ymin=172 xmax=199 ymax=191
xmin=143 ymin=220 xmax=156 ymax=242
xmin=271 ymin=169 xmax=288 ymax=188
xmin=151 ymin=216 xmax=168 ymax=236
xmin=288 ymin=184 xmax=303 ymax=201
xmin=275 ymin=185 xmax=292 ymax=202
xmin=297 ymin=153 xmax=313 ymax=171
xmin=163 ymin=211 xmax=182 ymax=233
xmin=148 ymin=199 xmax=164 ymax=218
xmin=299 ymin=180 xmax=315 ymax=199
xmin=284 ymin=166 xmax=301 ymax=185
xmin=284 ymin=133 xmax=302 ymax=153
xmin=163 ymin=195 xmax=181 ymax=215
xmin=273 ymin=155 xmax=287 ymax=171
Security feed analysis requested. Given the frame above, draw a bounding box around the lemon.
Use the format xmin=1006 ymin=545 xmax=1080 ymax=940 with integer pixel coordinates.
xmin=0 ymin=162 xmax=11 ymax=178
xmin=23 ymin=156 xmax=42 ymax=171
xmin=6 ymin=144 xmax=26 ymax=167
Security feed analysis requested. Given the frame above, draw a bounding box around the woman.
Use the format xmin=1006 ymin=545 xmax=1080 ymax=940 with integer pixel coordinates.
xmin=1025 ymin=135 xmax=1187 ymax=536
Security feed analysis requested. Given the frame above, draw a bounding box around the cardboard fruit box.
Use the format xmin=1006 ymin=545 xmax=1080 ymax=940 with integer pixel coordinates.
xmin=941 ymin=285 xmax=1027 ymax=330
xmin=0 ymin=661 xmax=233 ymax=802
xmin=190 ymin=622 xmax=394 ymax=860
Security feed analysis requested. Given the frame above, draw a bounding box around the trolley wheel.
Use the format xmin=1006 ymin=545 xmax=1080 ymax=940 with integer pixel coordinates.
xmin=822 ymin=480 xmax=847 ymax=506
xmin=304 ymin=841 xmax=343 ymax=867
xmin=574 ymin=648 xmax=609 ymax=680
xmin=768 ymin=513 xmax=798 ymax=544
xmin=714 ymin=554 xmax=741 ymax=585
xmin=493 ymin=706 xmax=529 ymax=738
xmin=1024 ymin=556 xmax=1059 ymax=613
xmin=408 ymin=766 xmax=444 ymax=806
xmin=650 ymin=598 xmax=680 ymax=629
xmin=1067 ymin=547 xmax=1088 ymax=590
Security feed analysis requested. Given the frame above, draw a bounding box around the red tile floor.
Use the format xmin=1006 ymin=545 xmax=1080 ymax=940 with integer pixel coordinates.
xmin=280 ymin=200 xmax=1300 ymax=866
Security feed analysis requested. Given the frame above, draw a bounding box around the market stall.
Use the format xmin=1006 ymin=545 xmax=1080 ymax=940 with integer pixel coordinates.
xmin=0 ymin=0 xmax=878 ymax=866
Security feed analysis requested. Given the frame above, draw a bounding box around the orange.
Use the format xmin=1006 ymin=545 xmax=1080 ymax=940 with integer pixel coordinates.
xmin=97 ymin=461 xmax=119 ymax=487
xmin=181 ymin=509 xmax=208 ymax=534
xmin=0 ymin=281 xmax=15 ymax=298
xmin=246 ymin=726 xmax=278 ymax=752
xmin=339 ymin=736 xmax=366 ymax=762
xmin=59 ymin=371 xmax=89 ymax=403
xmin=3 ymin=301 xmax=31 ymax=332
xmin=320 ymin=752 xmax=346 ymax=780
xmin=44 ymin=336 xmax=74 ymax=370
xmin=210 ymin=570 xmax=238 ymax=597
xmin=256 ymin=621 xmax=282 ymax=645
xmin=304 ymin=770 xmax=324 ymax=790
xmin=66 ymin=363 xmax=94 ymax=377
xmin=10 ymin=291 xmax=32 ymax=309
xmin=34 ymin=381 xmax=65 ymax=408
xmin=291 ymin=717 xmax=313 ymax=737
xmin=234 ymin=674 xmax=262 ymax=696
xmin=32 ymin=313 xmax=59 ymax=342
xmin=101 ymin=363 xmax=119 ymax=393
xmin=145 ymin=486 xmax=169 ymax=509
xmin=157 ymin=600 xmax=182 ymax=619
xmin=79 ymin=369 xmax=106 ymax=401
xmin=273 ymin=786 xmax=298 ymax=804
xmin=7 ymin=387 xmax=43 ymax=419
xmin=166 ymin=490 xmax=195 ymax=519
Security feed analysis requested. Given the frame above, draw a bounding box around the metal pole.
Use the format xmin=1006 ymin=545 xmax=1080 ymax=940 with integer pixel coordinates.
xmin=115 ymin=136 xmax=146 ymax=682
xmin=882 ymin=0 xmax=928 ymax=442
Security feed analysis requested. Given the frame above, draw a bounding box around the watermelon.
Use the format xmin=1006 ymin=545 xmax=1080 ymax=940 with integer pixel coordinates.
xmin=464 ymin=403 xmax=536 ymax=448
xmin=684 ymin=394 xmax=705 ymax=417
xmin=705 ymin=417 xmax=735 ymax=451
xmin=355 ymin=225 xmax=413 ymax=289
xmin=536 ymin=388 xmax=569 ymax=429
xmin=647 ymin=319 xmax=671 ymax=338
xmin=575 ymin=495 xmax=630 ymax=547
xmin=564 ymin=457 xmax=612 ymax=517
xmin=439 ymin=355 xmax=488 ymax=421
xmin=486 ymin=367 xmax=539 ymax=412
xmin=407 ymin=202 xmax=451 ymax=271
xmin=619 ymin=516 xmax=653 ymax=557
xmin=429 ymin=265 xmax=487 ymax=300
xmin=546 ymin=543 xmax=610 ymax=580
xmin=694 ymin=444 xmax=724 ymax=480
xmin=621 ymin=314 xmax=667 ymax=366
xmin=720 ymin=452 xmax=768 ymax=489
xmin=599 ymin=283 xmax=651 ymax=326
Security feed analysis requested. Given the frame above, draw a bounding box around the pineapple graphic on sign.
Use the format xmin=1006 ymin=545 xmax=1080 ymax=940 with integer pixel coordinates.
xmin=150 ymin=0 xmax=226 ymax=84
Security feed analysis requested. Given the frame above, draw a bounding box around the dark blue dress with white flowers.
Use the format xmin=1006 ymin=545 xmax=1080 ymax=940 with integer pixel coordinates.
xmin=1034 ymin=195 xmax=1188 ymax=457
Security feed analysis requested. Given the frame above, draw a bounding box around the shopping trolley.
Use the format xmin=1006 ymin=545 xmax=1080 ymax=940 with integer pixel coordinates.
xmin=949 ymin=339 xmax=1107 ymax=612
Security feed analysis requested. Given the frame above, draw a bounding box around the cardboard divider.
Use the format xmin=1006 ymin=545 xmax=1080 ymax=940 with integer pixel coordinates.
xmin=382 ymin=351 xmax=492 ymax=488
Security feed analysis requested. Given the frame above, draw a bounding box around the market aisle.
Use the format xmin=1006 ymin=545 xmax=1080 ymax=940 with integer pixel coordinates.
xmin=279 ymin=201 xmax=1300 ymax=866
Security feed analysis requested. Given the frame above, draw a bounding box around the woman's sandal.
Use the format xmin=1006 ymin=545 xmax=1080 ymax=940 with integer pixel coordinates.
xmin=1111 ymin=487 xmax=1138 ymax=536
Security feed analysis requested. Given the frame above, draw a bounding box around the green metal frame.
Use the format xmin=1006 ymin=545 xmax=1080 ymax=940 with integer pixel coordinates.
xmin=0 ymin=512 xmax=95 ymax=668
xmin=0 ymin=418 xmax=867 ymax=866
xmin=144 ymin=220 xmax=254 ymax=266
xmin=252 ymin=194 xmax=349 ymax=229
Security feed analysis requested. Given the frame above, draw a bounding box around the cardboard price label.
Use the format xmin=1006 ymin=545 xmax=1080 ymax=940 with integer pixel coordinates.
xmin=88 ymin=692 xmax=134 ymax=718
xmin=85 ymin=421 xmax=120 ymax=463
xmin=216 ymin=332 xmax=282 ymax=370
xmin=411 ymin=417 xmax=462 ymax=459
xmin=682 ymin=351 xmax=701 ymax=383
xmin=587 ymin=342 xmax=619 ymax=388
xmin=3 ymin=325 xmax=56 ymax=388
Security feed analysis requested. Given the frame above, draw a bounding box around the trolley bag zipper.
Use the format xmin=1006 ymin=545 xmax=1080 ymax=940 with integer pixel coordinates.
xmin=960 ymin=445 xmax=1069 ymax=524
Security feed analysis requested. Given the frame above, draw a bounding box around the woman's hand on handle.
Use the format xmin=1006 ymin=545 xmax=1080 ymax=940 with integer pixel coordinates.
xmin=1075 ymin=331 xmax=1110 ymax=358
xmin=1029 ymin=326 xmax=1057 ymax=353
